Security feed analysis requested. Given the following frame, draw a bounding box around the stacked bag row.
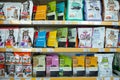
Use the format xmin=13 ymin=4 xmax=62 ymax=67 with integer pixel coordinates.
xmin=0 ymin=0 xmax=119 ymax=21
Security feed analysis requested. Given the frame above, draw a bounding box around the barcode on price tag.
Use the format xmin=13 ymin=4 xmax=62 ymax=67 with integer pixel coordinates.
xmin=114 ymin=77 xmax=120 ymax=80
xmin=6 ymin=48 xmax=13 ymax=52
xmin=112 ymin=22 xmax=119 ymax=26
xmin=110 ymin=48 xmax=116 ymax=52
xmin=47 ymin=48 xmax=54 ymax=52
xmin=104 ymin=77 xmax=111 ymax=80
xmin=83 ymin=48 xmax=90 ymax=52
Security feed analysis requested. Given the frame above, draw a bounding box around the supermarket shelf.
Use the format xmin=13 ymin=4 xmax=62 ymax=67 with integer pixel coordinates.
xmin=0 ymin=48 xmax=120 ymax=52
xmin=0 ymin=20 xmax=120 ymax=26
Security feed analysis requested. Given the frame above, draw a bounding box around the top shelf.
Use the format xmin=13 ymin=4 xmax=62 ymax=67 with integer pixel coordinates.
xmin=0 ymin=20 xmax=120 ymax=26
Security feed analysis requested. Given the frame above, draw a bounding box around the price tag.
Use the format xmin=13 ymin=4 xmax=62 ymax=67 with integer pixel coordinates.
xmin=36 ymin=78 xmax=42 ymax=80
xmin=104 ymin=77 xmax=111 ymax=80
xmin=44 ymin=77 xmax=50 ymax=80
xmin=99 ymin=48 xmax=105 ymax=52
xmin=35 ymin=48 xmax=42 ymax=52
xmin=47 ymin=48 xmax=54 ymax=52
xmin=112 ymin=22 xmax=119 ymax=26
xmin=83 ymin=48 xmax=90 ymax=52
xmin=22 ymin=49 xmax=31 ymax=52
xmin=6 ymin=48 xmax=13 ymax=52
xmin=31 ymin=78 xmax=36 ymax=80
xmin=66 ymin=21 xmax=70 ymax=24
xmin=94 ymin=22 xmax=102 ymax=25
xmin=113 ymin=77 xmax=120 ymax=80
xmin=110 ymin=48 xmax=116 ymax=52
xmin=97 ymin=77 xmax=103 ymax=80
xmin=25 ymin=78 xmax=32 ymax=80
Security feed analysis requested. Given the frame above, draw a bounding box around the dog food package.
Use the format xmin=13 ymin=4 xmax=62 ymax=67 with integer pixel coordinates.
xmin=47 ymin=31 xmax=58 ymax=48
xmin=57 ymin=28 xmax=68 ymax=47
xmin=15 ymin=65 xmax=23 ymax=77
xmin=5 ymin=28 xmax=19 ymax=48
xmin=47 ymin=1 xmax=57 ymax=20
xmin=86 ymin=54 xmax=98 ymax=76
xmin=33 ymin=55 xmax=46 ymax=77
xmin=59 ymin=55 xmax=72 ymax=76
xmin=18 ymin=28 xmax=34 ymax=48
xmin=78 ymin=28 xmax=93 ymax=48
xmin=68 ymin=28 xmax=77 ymax=47
xmin=0 ymin=3 xmax=5 ymax=20
xmin=46 ymin=54 xmax=59 ymax=77
xmin=105 ymin=28 xmax=119 ymax=48
xmin=72 ymin=54 xmax=85 ymax=76
xmin=6 ymin=53 xmax=14 ymax=65
xmin=92 ymin=27 xmax=105 ymax=48
xmin=66 ymin=0 xmax=83 ymax=20
xmin=23 ymin=65 xmax=32 ymax=77
xmin=22 ymin=52 xmax=31 ymax=65
xmin=95 ymin=54 xmax=114 ymax=77
xmin=21 ymin=0 xmax=33 ymax=21
xmin=14 ymin=52 xmax=23 ymax=65
xmin=84 ymin=0 xmax=102 ymax=21
xmin=0 ymin=29 xmax=6 ymax=48
xmin=0 ymin=64 xmax=5 ymax=78
xmin=103 ymin=0 xmax=119 ymax=21
xmin=0 ymin=53 xmax=5 ymax=64
xmin=56 ymin=2 xmax=65 ymax=20
xmin=3 ymin=2 xmax=22 ymax=21
xmin=5 ymin=65 xmax=15 ymax=77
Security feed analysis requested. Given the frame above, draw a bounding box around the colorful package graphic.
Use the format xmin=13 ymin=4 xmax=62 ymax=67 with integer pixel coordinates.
xmin=14 ymin=52 xmax=23 ymax=64
xmin=23 ymin=65 xmax=32 ymax=77
xmin=0 ymin=53 xmax=5 ymax=64
xmin=0 ymin=64 xmax=5 ymax=77
xmin=22 ymin=52 xmax=31 ymax=65
xmin=0 ymin=3 xmax=5 ymax=20
xmin=6 ymin=53 xmax=14 ymax=65
xmin=15 ymin=65 xmax=23 ymax=77
xmin=0 ymin=29 xmax=5 ymax=48
xmin=6 ymin=65 xmax=15 ymax=77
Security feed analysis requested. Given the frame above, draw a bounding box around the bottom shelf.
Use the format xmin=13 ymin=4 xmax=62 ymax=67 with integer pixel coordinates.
xmin=1 ymin=77 xmax=120 ymax=80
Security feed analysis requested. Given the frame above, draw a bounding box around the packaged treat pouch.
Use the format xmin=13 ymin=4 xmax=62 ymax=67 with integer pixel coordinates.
xmin=0 ymin=53 xmax=5 ymax=64
xmin=47 ymin=1 xmax=57 ymax=20
xmin=0 ymin=64 xmax=5 ymax=78
xmin=15 ymin=65 xmax=23 ymax=77
xmin=92 ymin=27 xmax=105 ymax=48
xmin=22 ymin=52 xmax=31 ymax=65
xmin=57 ymin=28 xmax=68 ymax=47
xmin=105 ymin=28 xmax=119 ymax=48
xmin=68 ymin=28 xmax=77 ymax=47
xmin=6 ymin=53 xmax=14 ymax=65
xmin=103 ymin=0 xmax=119 ymax=21
xmin=19 ymin=28 xmax=34 ymax=48
xmin=59 ymin=55 xmax=72 ymax=76
xmin=46 ymin=54 xmax=59 ymax=77
xmin=66 ymin=0 xmax=83 ymax=20
xmin=0 ymin=29 xmax=6 ymax=48
xmin=33 ymin=55 xmax=46 ymax=77
xmin=34 ymin=31 xmax=47 ymax=48
xmin=3 ymin=2 xmax=22 ymax=20
xmin=21 ymin=0 xmax=33 ymax=21
xmin=84 ymin=0 xmax=102 ymax=21
xmin=35 ymin=5 xmax=47 ymax=20
xmin=47 ymin=31 xmax=58 ymax=48
xmin=0 ymin=3 xmax=5 ymax=20
xmin=5 ymin=27 xmax=19 ymax=48
xmin=95 ymin=54 xmax=114 ymax=77
xmin=6 ymin=65 xmax=15 ymax=77
xmin=56 ymin=2 xmax=65 ymax=20
xmin=86 ymin=54 xmax=98 ymax=76
xmin=78 ymin=28 xmax=93 ymax=48
xmin=23 ymin=65 xmax=32 ymax=77
xmin=72 ymin=54 xmax=85 ymax=76
xmin=14 ymin=52 xmax=23 ymax=64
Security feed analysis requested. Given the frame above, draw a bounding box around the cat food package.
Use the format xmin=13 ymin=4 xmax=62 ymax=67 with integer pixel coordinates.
xmin=35 ymin=5 xmax=47 ymax=20
xmin=0 ymin=64 xmax=5 ymax=77
xmin=56 ymin=2 xmax=65 ymax=20
xmin=14 ymin=52 xmax=23 ymax=64
xmin=22 ymin=52 xmax=31 ymax=65
xmin=21 ymin=0 xmax=33 ymax=21
xmin=72 ymin=54 xmax=85 ymax=76
xmin=95 ymin=54 xmax=114 ymax=77
xmin=57 ymin=28 xmax=68 ymax=47
xmin=5 ymin=28 xmax=19 ymax=48
xmin=6 ymin=65 xmax=15 ymax=77
xmin=46 ymin=54 xmax=59 ymax=77
xmin=105 ymin=28 xmax=119 ymax=48
xmin=47 ymin=31 xmax=58 ymax=48
xmin=0 ymin=53 xmax=5 ymax=64
xmin=6 ymin=53 xmax=14 ymax=65
xmin=68 ymin=28 xmax=77 ymax=47
xmin=23 ymin=65 xmax=32 ymax=77
xmin=3 ymin=2 xmax=22 ymax=21
xmin=34 ymin=31 xmax=47 ymax=48
xmin=19 ymin=28 xmax=34 ymax=48
xmin=86 ymin=54 xmax=98 ymax=76
xmin=33 ymin=55 xmax=46 ymax=77
xmin=92 ymin=27 xmax=105 ymax=48
xmin=0 ymin=3 xmax=5 ymax=20
xmin=15 ymin=65 xmax=23 ymax=77
xmin=0 ymin=29 xmax=5 ymax=48
xmin=84 ymin=0 xmax=102 ymax=21
xmin=59 ymin=55 xmax=72 ymax=76
xmin=66 ymin=0 xmax=83 ymax=20
xmin=47 ymin=1 xmax=57 ymax=20
xmin=103 ymin=0 xmax=119 ymax=21
xmin=78 ymin=28 xmax=93 ymax=48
